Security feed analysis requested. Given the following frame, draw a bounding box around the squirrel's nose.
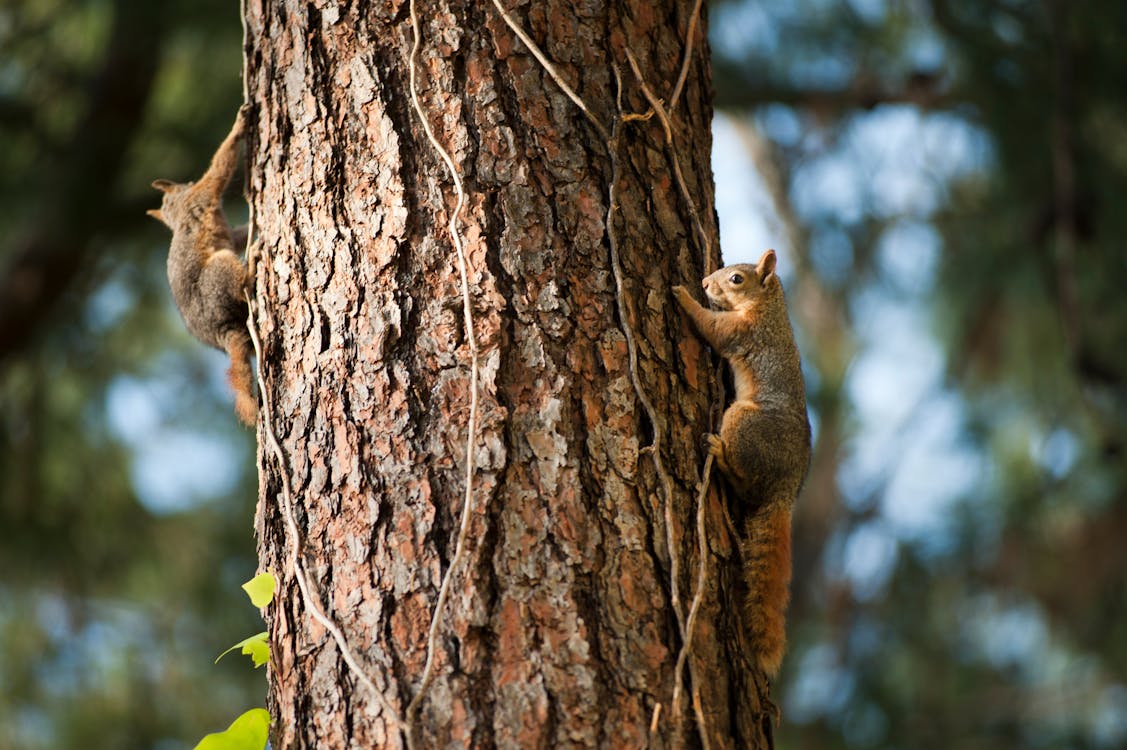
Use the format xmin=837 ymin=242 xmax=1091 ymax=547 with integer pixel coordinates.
xmin=701 ymin=279 xmax=709 ymax=290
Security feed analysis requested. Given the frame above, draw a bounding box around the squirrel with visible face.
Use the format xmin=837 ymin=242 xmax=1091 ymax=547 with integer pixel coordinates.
xmin=674 ymin=249 xmax=811 ymax=678
xmin=147 ymin=107 xmax=256 ymax=426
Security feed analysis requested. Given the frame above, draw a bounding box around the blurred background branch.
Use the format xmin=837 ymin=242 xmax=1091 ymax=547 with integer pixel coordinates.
xmin=0 ymin=0 xmax=166 ymax=360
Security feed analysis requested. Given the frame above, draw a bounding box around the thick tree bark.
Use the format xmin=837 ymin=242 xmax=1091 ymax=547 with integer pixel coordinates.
xmin=244 ymin=0 xmax=773 ymax=747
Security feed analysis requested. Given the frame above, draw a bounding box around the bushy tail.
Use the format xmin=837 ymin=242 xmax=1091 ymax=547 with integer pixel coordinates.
xmin=742 ymin=503 xmax=793 ymax=677
xmin=224 ymin=329 xmax=257 ymax=426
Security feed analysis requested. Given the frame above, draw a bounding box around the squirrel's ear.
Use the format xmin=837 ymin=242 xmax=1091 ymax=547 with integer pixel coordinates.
xmin=151 ymin=179 xmax=176 ymax=192
xmin=146 ymin=209 xmax=165 ymax=222
xmin=756 ymin=250 xmax=778 ymax=285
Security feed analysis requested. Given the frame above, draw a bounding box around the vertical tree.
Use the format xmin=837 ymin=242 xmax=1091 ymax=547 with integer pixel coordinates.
xmin=243 ymin=0 xmax=774 ymax=746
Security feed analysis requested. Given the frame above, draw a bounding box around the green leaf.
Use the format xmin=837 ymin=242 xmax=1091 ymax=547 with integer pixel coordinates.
xmin=215 ymin=631 xmax=269 ymax=668
xmin=193 ymin=708 xmax=270 ymax=750
xmin=242 ymin=572 xmax=276 ymax=608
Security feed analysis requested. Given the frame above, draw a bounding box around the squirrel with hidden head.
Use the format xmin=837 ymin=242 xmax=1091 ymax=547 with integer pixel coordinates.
xmin=674 ymin=249 xmax=811 ymax=678
xmin=147 ymin=106 xmax=256 ymax=426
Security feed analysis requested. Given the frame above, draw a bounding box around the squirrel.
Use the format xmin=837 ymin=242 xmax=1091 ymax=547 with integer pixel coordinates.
xmin=147 ymin=107 xmax=256 ymax=426
xmin=673 ymin=249 xmax=811 ymax=678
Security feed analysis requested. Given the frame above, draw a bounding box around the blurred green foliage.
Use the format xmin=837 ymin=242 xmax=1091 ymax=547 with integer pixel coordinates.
xmin=0 ymin=0 xmax=261 ymax=748
xmin=2 ymin=0 xmax=1126 ymax=749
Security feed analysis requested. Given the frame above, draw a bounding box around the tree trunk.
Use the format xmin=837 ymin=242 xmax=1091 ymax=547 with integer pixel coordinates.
xmin=243 ymin=0 xmax=774 ymax=747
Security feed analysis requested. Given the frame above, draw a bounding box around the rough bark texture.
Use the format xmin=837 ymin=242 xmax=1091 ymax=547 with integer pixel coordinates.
xmin=244 ymin=0 xmax=773 ymax=747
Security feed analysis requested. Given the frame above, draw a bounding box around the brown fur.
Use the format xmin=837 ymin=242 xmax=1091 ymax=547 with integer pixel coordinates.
xmin=674 ymin=250 xmax=811 ymax=677
xmin=148 ymin=107 xmax=256 ymax=426
xmin=743 ymin=504 xmax=792 ymax=676
xmin=224 ymin=329 xmax=257 ymax=427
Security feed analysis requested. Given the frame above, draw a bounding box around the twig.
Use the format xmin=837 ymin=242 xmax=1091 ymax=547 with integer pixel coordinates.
xmin=608 ymin=66 xmax=684 ymax=640
xmin=239 ymin=0 xmax=250 ymax=105
xmin=488 ymin=0 xmax=609 ymax=141
xmin=238 ymin=0 xmax=255 ymax=279
xmin=609 ymin=64 xmax=704 ymax=749
xmin=623 ymin=46 xmax=712 ymax=273
xmin=672 ymin=453 xmax=714 ymax=750
xmin=241 ymin=8 xmax=403 ymax=728
xmin=245 ymin=292 xmax=406 ymax=729
xmin=411 ymin=8 xmax=713 ymax=745
xmin=403 ymin=1 xmax=481 ymax=747
xmin=669 ymin=0 xmax=703 ymax=112
xmin=621 ymin=48 xmax=715 ymax=746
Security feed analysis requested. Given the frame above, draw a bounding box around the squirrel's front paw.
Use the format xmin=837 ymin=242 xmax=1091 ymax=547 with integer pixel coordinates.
xmin=673 ymin=285 xmax=693 ymax=308
xmin=705 ymin=433 xmax=725 ymax=459
xmin=234 ymin=104 xmax=251 ymax=134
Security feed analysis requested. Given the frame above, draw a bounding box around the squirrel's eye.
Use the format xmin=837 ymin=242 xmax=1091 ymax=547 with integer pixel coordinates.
xmin=729 ymin=273 xmax=744 ymax=285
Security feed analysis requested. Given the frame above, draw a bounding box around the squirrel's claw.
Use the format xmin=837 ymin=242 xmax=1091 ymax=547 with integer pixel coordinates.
xmin=672 ymin=285 xmax=694 ymax=309
xmin=232 ymin=105 xmax=251 ymax=137
xmin=705 ymin=433 xmax=725 ymax=458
